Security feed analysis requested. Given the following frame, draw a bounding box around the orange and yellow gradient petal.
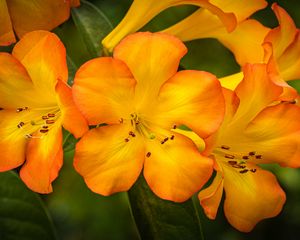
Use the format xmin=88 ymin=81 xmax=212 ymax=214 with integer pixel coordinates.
xmin=0 ymin=0 xmax=15 ymax=46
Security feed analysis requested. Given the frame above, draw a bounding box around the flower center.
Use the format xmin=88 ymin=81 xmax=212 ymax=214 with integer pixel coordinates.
xmin=213 ymin=145 xmax=262 ymax=174
xmin=15 ymin=106 xmax=61 ymax=139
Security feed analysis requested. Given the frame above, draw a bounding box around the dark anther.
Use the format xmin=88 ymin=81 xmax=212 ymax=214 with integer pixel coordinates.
xmin=225 ymin=154 xmax=235 ymax=159
xmin=164 ymin=137 xmax=169 ymax=142
xmin=146 ymin=152 xmax=151 ymax=158
xmin=129 ymin=131 xmax=136 ymax=137
xmin=125 ymin=138 xmax=129 ymax=142
xmin=130 ymin=119 xmax=134 ymax=126
xmin=239 ymin=169 xmax=248 ymax=174
xmin=170 ymin=135 xmax=175 ymax=140
xmin=40 ymin=129 xmax=49 ymax=133
xmin=48 ymin=113 xmax=55 ymax=118
xmin=255 ymin=155 xmax=262 ymax=159
xmin=249 ymin=151 xmax=256 ymax=156
xmin=173 ymin=125 xmax=177 ymax=129
xmin=42 ymin=116 xmax=48 ymax=120
xmin=221 ymin=145 xmax=230 ymax=150
xmin=42 ymin=126 xmax=49 ymax=129
xmin=16 ymin=108 xmax=24 ymax=112
xmin=232 ymin=164 xmax=245 ymax=169
xmin=161 ymin=140 xmax=165 ymax=144
xmin=250 ymin=169 xmax=257 ymax=173
xmin=228 ymin=161 xmax=237 ymax=165
xmin=0 ymin=107 xmax=3 ymax=110
xmin=119 ymin=118 xmax=124 ymax=123
xmin=17 ymin=122 xmax=25 ymax=128
xmin=46 ymin=120 xmax=55 ymax=124
xmin=242 ymin=156 xmax=249 ymax=160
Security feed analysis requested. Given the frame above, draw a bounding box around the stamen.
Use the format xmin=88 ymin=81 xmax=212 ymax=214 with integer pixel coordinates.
xmin=225 ymin=154 xmax=235 ymax=159
xmin=16 ymin=107 xmax=28 ymax=113
xmin=173 ymin=125 xmax=177 ymax=129
xmin=146 ymin=152 xmax=151 ymax=158
xmin=48 ymin=113 xmax=55 ymax=118
xmin=250 ymin=169 xmax=257 ymax=173
xmin=46 ymin=120 xmax=55 ymax=124
xmin=42 ymin=126 xmax=48 ymax=129
xmin=40 ymin=129 xmax=49 ymax=133
xmin=125 ymin=138 xmax=129 ymax=142
xmin=228 ymin=161 xmax=237 ymax=165
xmin=170 ymin=135 xmax=175 ymax=140
xmin=129 ymin=131 xmax=136 ymax=137
xmin=0 ymin=107 xmax=3 ymax=110
xmin=255 ymin=155 xmax=262 ymax=159
xmin=239 ymin=169 xmax=248 ymax=174
xmin=42 ymin=116 xmax=48 ymax=120
xmin=249 ymin=151 xmax=256 ymax=156
xmin=242 ymin=156 xmax=249 ymax=160
xmin=119 ymin=118 xmax=124 ymax=123
xmin=221 ymin=145 xmax=230 ymax=150
xmin=17 ymin=122 xmax=25 ymax=128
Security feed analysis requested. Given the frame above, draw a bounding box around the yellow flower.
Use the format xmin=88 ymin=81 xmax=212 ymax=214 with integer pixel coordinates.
xmin=0 ymin=31 xmax=88 ymax=193
xmin=0 ymin=0 xmax=80 ymax=46
xmin=182 ymin=63 xmax=300 ymax=231
xmin=73 ymin=32 xmax=225 ymax=202
xmin=102 ymin=0 xmax=241 ymax=52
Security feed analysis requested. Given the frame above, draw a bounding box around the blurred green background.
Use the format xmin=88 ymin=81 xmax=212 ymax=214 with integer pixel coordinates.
xmin=1 ymin=0 xmax=300 ymax=239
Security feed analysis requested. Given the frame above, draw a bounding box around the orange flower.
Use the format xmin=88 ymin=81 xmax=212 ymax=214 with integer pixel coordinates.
xmin=0 ymin=0 xmax=80 ymax=46
xmin=183 ymin=63 xmax=300 ymax=232
xmin=73 ymin=32 xmax=225 ymax=202
xmin=0 ymin=31 xmax=88 ymax=193
xmin=102 ymin=0 xmax=240 ymax=52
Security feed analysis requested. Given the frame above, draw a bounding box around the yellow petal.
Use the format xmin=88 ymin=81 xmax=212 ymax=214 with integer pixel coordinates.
xmin=74 ymin=124 xmax=145 ymax=196
xmin=102 ymin=0 xmax=236 ymax=52
xmin=20 ymin=122 xmax=63 ymax=193
xmin=219 ymin=71 xmax=243 ymax=91
xmin=198 ymin=171 xmax=223 ymax=219
xmin=73 ymin=57 xmax=136 ymax=125
xmin=12 ymin=31 xmax=68 ymax=101
xmin=7 ymin=0 xmax=71 ymax=38
xmin=114 ymin=32 xmax=187 ymax=106
xmin=156 ymin=70 xmax=225 ymax=138
xmin=222 ymin=163 xmax=285 ymax=232
xmin=0 ymin=0 xmax=15 ymax=46
xmin=144 ymin=131 xmax=213 ymax=202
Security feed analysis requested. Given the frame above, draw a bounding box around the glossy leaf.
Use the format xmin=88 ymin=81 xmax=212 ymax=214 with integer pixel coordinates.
xmin=128 ymin=175 xmax=204 ymax=240
xmin=71 ymin=0 xmax=113 ymax=57
xmin=0 ymin=171 xmax=57 ymax=240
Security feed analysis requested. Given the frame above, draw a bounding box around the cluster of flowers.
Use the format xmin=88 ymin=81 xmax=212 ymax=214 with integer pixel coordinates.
xmin=1 ymin=0 xmax=300 ymax=232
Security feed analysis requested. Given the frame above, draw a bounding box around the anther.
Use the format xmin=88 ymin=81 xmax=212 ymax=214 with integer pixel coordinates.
xmin=16 ymin=108 xmax=24 ymax=112
xmin=119 ymin=118 xmax=124 ymax=123
xmin=221 ymin=145 xmax=230 ymax=150
xmin=173 ymin=125 xmax=177 ymax=129
xmin=25 ymin=134 xmax=32 ymax=138
xmin=255 ymin=155 xmax=262 ymax=159
xmin=40 ymin=129 xmax=49 ymax=133
xmin=0 ymin=107 xmax=3 ymax=110
xmin=228 ymin=161 xmax=237 ymax=165
xmin=161 ymin=140 xmax=165 ymax=144
xmin=146 ymin=152 xmax=151 ymax=158
xmin=42 ymin=126 xmax=49 ymax=129
xmin=129 ymin=131 xmax=136 ymax=137
xmin=17 ymin=122 xmax=25 ymax=128
xmin=250 ymin=169 xmax=257 ymax=173
xmin=42 ymin=116 xmax=48 ymax=120
xmin=225 ymin=154 xmax=235 ymax=159
xmin=48 ymin=113 xmax=55 ymax=118
xmin=239 ymin=169 xmax=248 ymax=174
xmin=249 ymin=151 xmax=256 ymax=156
xmin=125 ymin=138 xmax=129 ymax=142
xmin=242 ymin=156 xmax=249 ymax=160
xmin=46 ymin=120 xmax=55 ymax=124
xmin=170 ymin=135 xmax=175 ymax=140
xmin=164 ymin=137 xmax=169 ymax=142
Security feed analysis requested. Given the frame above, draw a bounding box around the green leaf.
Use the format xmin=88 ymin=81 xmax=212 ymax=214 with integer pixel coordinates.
xmin=71 ymin=0 xmax=113 ymax=57
xmin=0 ymin=171 xmax=57 ymax=240
xmin=128 ymin=176 xmax=204 ymax=240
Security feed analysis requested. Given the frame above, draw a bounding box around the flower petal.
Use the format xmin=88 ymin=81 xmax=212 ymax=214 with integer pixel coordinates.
xmin=0 ymin=0 xmax=15 ymax=46
xmin=55 ymin=80 xmax=88 ymax=138
xmin=12 ymin=31 xmax=68 ymax=96
xmin=74 ymin=124 xmax=145 ymax=196
xmin=198 ymin=171 xmax=223 ymax=220
xmin=156 ymin=70 xmax=225 ymax=138
xmin=244 ymin=103 xmax=300 ymax=168
xmin=102 ymin=0 xmax=236 ymax=52
xmin=144 ymin=132 xmax=213 ymax=202
xmin=20 ymin=122 xmax=63 ymax=193
xmin=7 ymin=0 xmax=71 ymax=38
xmin=222 ymin=163 xmax=286 ymax=232
xmin=72 ymin=57 xmax=136 ymax=125
xmin=114 ymin=32 xmax=187 ymax=104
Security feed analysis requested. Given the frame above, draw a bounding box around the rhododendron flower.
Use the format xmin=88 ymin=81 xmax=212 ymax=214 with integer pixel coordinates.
xmin=0 ymin=0 xmax=80 ymax=46
xmin=0 ymin=31 xmax=88 ymax=193
xmin=73 ymin=32 xmax=225 ymax=202
xmin=102 ymin=0 xmax=240 ymax=52
xmin=184 ymin=63 xmax=300 ymax=232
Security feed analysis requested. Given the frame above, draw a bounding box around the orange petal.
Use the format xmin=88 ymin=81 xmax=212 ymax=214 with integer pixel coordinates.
xmin=74 ymin=124 xmax=145 ymax=196
xmin=163 ymin=0 xmax=267 ymax=42
xmin=12 ymin=31 xmax=68 ymax=97
xmin=0 ymin=0 xmax=15 ymax=46
xmin=198 ymin=171 xmax=223 ymax=220
xmin=156 ymin=70 xmax=225 ymax=138
xmin=231 ymin=64 xmax=282 ymax=126
xmin=144 ymin=132 xmax=213 ymax=202
xmin=55 ymin=80 xmax=88 ymax=138
xmin=114 ymin=32 xmax=187 ymax=105
xmin=102 ymin=0 xmax=236 ymax=52
xmin=70 ymin=0 xmax=80 ymax=7
xmin=223 ymin=163 xmax=286 ymax=232
xmin=264 ymin=3 xmax=297 ymax=59
xmin=20 ymin=123 xmax=63 ymax=193
xmin=0 ymin=110 xmax=28 ymax=171
xmin=7 ymin=0 xmax=71 ymax=38
xmin=72 ymin=57 xmax=136 ymax=125
xmin=0 ymin=53 xmax=40 ymax=108
xmin=245 ymin=103 xmax=300 ymax=168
